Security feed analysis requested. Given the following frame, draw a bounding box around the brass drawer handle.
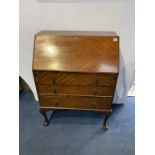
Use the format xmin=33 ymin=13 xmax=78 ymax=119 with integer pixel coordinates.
xmin=55 ymin=102 xmax=58 ymax=106
xmin=54 ymin=88 xmax=57 ymax=94
xmin=52 ymin=78 xmax=56 ymax=84
xmin=95 ymin=78 xmax=100 ymax=85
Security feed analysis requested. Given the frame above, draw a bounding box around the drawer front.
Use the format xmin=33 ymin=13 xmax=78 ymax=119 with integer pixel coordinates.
xmin=34 ymin=71 xmax=116 ymax=86
xmin=38 ymin=84 xmax=114 ymax=96
xmin=39 ymin=95 xmax=112 ymax=110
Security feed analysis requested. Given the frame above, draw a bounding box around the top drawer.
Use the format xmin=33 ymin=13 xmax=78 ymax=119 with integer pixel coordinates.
xmin=34 ymin=71 xmax=117 ymax=86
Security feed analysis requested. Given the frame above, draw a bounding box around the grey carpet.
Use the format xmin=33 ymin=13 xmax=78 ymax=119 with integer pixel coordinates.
xmin=19 ymin=92 xmax=135 ymax=155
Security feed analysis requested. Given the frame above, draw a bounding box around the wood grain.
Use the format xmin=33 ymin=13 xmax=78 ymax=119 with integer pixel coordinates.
xmin=34 ymin=71 xmax=117 ymax=85
xmin=33 ymin=31 xmax=119 ymax=73
xmin=39 ymin=95 xmax=112 ymax=110
xmin=32 ymin=31 xmax=119 ymax=128
xmin=38 ymin=84 xmax=114 ymax=96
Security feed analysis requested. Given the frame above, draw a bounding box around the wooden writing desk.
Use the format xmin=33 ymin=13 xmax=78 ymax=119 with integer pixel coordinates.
xmin=33 ymin=31 xmax=119 ymax=129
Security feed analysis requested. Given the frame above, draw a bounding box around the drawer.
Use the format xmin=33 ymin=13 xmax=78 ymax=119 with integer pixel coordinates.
xmin=39 ymin=95 xmax=112 ymax=110
xmin=34 ymin=71 xmax=116 ymax=85
xmin=38 ymin=84 xmax=114 ymax=96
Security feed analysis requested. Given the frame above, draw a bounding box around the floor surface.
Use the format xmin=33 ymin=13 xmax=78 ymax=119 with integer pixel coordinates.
xmin=19 ymin=92 xmax=135 ymax=155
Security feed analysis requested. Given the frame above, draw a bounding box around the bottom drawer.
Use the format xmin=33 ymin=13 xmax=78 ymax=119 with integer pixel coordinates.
xmin=39 ymin=95 xmax=112 ymax=110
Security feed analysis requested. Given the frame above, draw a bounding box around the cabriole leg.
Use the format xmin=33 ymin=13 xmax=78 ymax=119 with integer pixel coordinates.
xmin=40 ymin=110 xmax=49 ymax=126
xmin=103 ymin=112 xmax=111 ymax=130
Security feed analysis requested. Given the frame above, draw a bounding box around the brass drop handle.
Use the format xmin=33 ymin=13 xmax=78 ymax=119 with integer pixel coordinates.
xmin=95 ymin=78 xmax=100 ymax=85
xmin=54 ymin=87 xmax=57 ymax=94
xmin=55 ymin=102 xmax=58 ymax=106
xmin=52 ymin=78 xmax=56 ymax=84
xmin=94 ymin=78 xmax=99 ymax=95
xmin=53 ymin=98 xmax=58 ymax=106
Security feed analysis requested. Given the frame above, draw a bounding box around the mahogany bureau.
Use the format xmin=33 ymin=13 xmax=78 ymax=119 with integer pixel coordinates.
xmin=32 ymin=31 xmax=119 ymax=130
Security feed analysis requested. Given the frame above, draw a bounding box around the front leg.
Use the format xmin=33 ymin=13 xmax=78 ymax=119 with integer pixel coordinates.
xmin=103 ymin=112 xmax=111 ymax=130
xmin=39 ymin=109 xmax=49 ymax=126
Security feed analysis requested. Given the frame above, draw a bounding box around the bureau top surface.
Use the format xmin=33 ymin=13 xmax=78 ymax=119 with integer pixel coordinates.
xmin=33 ymin=31 xmax=119 ymax=73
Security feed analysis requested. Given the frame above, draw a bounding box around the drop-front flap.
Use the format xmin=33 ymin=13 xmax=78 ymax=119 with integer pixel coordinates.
xmin=32 ymin=31 xmax=119 ymax=74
